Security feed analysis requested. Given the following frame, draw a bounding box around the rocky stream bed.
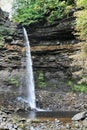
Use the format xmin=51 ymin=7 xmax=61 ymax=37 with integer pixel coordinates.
xmin=0 ymin=90 xmax=87 ymax=130
xmin=0 ymin=108 xmax=87 ymax=130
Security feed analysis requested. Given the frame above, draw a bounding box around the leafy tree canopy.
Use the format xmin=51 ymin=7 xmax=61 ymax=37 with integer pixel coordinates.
xmin=76 ymin=0 xmax=87 ymax=8
xmin=12 ymin=0 xmax=87 ymax=40
xmin=75 ymin=0 xmax=87 ymax=40
xmin=12 ymin=0 xmax=74 ymax=25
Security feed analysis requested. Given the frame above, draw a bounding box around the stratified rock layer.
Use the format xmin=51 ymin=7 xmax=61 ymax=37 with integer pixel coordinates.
xmin=26 ymin=16 xmax=75 ymax=45
xmin=0 ymin=8 xmax=87 ymax=113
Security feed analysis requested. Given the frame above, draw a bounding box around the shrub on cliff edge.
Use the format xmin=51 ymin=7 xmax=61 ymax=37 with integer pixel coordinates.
xmin=75 ymin=0 xmax=87 ymax=40
xmin=12 ymin=0 xmax=73 ymax=25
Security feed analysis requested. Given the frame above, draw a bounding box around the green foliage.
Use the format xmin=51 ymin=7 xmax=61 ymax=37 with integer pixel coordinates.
xmin=12 ymin=0 xmax=73 ymax=25
xmin=0 ymin=26 xmax=12 ymax=42
xmin=75 ymin=0 xmax=87 ymax=40
xmin=0 ymin=26 xmax=4 ymax=42
xmin=13 ymin=1 xmax=44 ymax=24
xmin=76 ymin=0 xmax=87 ymax=8
xmin=0 ymin=42 xmax=3 ymax=47
xmin=37 ymin=71 xmax=46 ymax=88
xmin=67 ymin=80 xmax=73 ymax=86
xmin=47 ymin=1 xmax=67 ymax=23
xmin=67 ymin=0 xmax=75 ymax=5
xmin=12 ymin=0 xmax=87 ymax=40
xmin=73 ymin=84 xmax=87 ymax=93
xmin=75 ymin=10 xmax=87 ymax=40
xmin=0 ymin=35 xmax=3 ymax=42
xmin=81 ymin=43 xmax=87 ymax=57
xmin=0 ymin=26 xmax=11 ymax=35
xmin=68 ymin=76 xmax=87 ymax=93
xmin=6 ymin=77 xmax=19 ymax=87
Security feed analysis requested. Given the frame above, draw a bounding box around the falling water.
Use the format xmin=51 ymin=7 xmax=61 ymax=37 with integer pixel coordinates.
xmin=23 ymin=27 xmax=36 ymax=109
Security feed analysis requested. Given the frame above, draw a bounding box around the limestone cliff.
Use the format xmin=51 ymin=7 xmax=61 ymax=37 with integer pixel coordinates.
xmin=26 ymin=16 xmax=75 ymax=45
xmin=0 ymin=8 xmax=87 ymax=95
xmin=0 ymin=8 xmax=24 ymax=93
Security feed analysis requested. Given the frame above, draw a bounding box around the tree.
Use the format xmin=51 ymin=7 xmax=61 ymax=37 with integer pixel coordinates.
xmin=12 ymin=0 xmax=72 ymax=25
xmin=75 ymin=0 xmax=87 ymax=40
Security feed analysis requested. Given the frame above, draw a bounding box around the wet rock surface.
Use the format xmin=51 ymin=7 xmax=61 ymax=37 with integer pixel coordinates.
xmin=0 ymin=108 xmax=87 ymax=130
xmin=0 ymin=8 xmax=87 ymax=130
xmin=0 ymin=90 xmax=87 ymax=129
xmin=72 ymin=111 xmax=87 ymax=121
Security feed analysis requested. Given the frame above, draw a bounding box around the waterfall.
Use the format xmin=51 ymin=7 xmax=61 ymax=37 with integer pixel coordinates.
xmin=23 ymin=27 xmax=36 ymax=109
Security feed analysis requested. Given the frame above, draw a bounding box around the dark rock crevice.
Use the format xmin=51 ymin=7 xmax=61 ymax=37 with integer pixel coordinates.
xmin=24 ymin=16 xmax=76 ymax=44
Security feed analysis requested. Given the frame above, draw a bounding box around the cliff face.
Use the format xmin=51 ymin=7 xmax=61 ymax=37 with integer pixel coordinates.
xmin=26 ymin=16 xmax=75 ymax=45
xmin=0 ymin=8 xmax=9 ymax=23
xmin=0 ymin=8 xmax=87 ymax=95
xmin=0 ymin=8 xmax=24 ymax=93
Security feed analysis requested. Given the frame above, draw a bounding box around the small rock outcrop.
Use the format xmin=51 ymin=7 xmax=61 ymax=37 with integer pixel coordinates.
xmin=72 ymin=111 xmax=87 ymax=121
xmin=0 ymin=8 xmax=9 ymax=24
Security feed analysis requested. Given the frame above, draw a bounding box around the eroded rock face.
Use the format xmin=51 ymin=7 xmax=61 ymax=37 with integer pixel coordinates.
xmin=0 ymin=8 xmax=87 ymax=107
xmin=32 ymin=45 xmax=72 ymax=89
xmin=0 ymin=8 xmax=25 ymax=93
xmin=0 ymin=8 xmax=9 ymax=24
xmin=25 ymin=17 xmax=75 ymax=45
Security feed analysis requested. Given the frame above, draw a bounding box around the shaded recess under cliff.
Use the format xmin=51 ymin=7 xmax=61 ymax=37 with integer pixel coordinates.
xmin=24 ymin=16 xmax=76 ymax=45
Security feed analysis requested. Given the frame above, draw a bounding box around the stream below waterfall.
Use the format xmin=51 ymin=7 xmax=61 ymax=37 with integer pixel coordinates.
xmin=17 ymin=110 xmax=79 ymax=123
xmin=0 ymin=90 xmax=87 ymax=130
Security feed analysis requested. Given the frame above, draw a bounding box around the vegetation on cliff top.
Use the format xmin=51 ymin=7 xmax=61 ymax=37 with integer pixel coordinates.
xmin=12 ymin=0 xmax=74 ymax=25
xmin=12 ymin=0 xmax=87 ymax=40
xmin=75 ymin=0 xmax=87 ymax=40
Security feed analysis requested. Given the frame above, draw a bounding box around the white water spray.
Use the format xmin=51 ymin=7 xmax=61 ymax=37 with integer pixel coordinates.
xmin=23 ymin=27 xmax=36 ymax=109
